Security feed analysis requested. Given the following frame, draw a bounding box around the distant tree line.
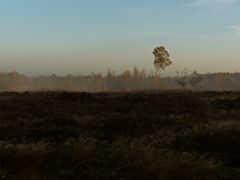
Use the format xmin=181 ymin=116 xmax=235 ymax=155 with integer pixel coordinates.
xmin=0 ymin=68 xmax=176 ymax=92
xmin=0 ymin=69 xmax=240 ymax=92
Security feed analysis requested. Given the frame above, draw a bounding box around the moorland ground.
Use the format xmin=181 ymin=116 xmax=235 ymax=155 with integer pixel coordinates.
xmin=1 ymin=91 xmax=240 ymax=179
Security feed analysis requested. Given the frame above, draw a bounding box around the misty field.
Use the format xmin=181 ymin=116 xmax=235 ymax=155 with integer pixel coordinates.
xmin=1 ymin=91 xmax=240 ymax=179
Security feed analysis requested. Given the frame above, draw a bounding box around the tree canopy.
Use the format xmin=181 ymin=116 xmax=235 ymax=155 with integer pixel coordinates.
xmin=153 ymin=46 xmax=173 ymax=74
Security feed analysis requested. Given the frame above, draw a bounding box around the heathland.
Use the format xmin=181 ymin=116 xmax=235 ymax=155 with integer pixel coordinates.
xmin=1 ymin=91 xmax=240 ymax=179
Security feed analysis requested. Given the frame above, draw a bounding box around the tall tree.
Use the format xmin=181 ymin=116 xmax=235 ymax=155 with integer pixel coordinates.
xmin=153 ymin=46 xmax=173 ymax=75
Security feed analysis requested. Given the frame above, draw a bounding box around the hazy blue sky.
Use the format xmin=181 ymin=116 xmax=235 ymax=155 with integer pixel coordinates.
xmin=0 ymin=0 xmax=240 ymax=75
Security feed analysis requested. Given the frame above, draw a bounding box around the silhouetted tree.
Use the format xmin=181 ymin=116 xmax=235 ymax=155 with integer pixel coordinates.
xmin=153 ymin=46 xmax=173 ymax=75
xmin=133 ymin=66 xmax=139 ymax=78
xmin=132 ymin=66 xmax=140 ymax=89
xmin=122 ymin=70 xmax=132 ymax=79
xmin=140 ymin=68 xmax=146 ymax=79
xmin=176 ymin=68 xmax=189 ymax=89
xmin=189 ymin=71 xmax=203 ymax=90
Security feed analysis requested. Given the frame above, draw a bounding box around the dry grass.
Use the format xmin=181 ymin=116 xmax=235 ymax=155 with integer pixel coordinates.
xmin=0 ymin=91 xmax=240 ymax=179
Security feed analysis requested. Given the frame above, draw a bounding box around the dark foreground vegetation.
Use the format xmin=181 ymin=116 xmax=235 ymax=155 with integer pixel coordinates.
xmin=1 ymin=91 xmax=240 ymax=179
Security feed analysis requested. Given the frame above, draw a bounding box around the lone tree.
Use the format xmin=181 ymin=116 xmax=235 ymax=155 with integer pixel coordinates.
xmin=153 ymin=46 xmax=173 ymax=75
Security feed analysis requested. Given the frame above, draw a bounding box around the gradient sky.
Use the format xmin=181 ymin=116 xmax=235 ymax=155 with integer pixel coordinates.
xmin=0 ymin=0 xmax=240 ymax=76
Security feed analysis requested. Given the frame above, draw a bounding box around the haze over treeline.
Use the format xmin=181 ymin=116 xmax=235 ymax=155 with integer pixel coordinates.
xmin=1 ymin=68 xmax=240 ymax=92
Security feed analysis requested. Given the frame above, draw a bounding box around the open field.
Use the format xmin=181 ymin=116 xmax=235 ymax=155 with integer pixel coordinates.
xmin=1 ymin=91 xmax=240 ymax=179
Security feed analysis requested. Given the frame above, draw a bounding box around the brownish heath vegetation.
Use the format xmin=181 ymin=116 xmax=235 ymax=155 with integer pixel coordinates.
xmin=1 ymin=91 xmax=240 ymax=179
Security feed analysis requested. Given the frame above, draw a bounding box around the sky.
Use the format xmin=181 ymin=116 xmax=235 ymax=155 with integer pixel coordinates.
xmin=0 ymin=0 xmax=240 ymax=76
